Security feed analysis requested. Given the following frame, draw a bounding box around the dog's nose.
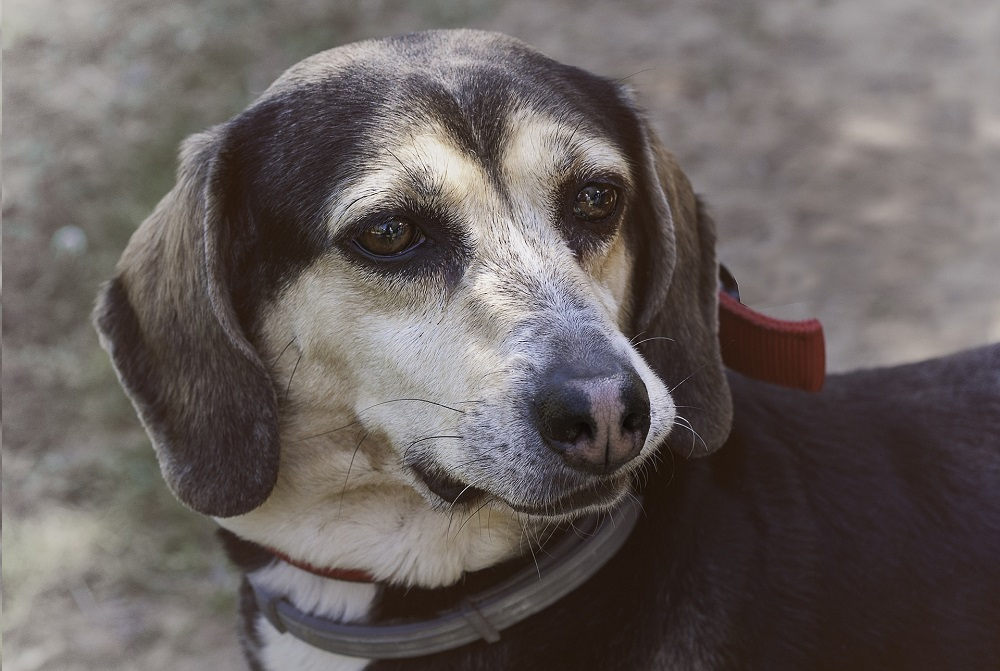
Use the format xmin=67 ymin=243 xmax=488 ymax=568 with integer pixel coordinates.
xmin=535 ymin=369 xmax=651 ymax=474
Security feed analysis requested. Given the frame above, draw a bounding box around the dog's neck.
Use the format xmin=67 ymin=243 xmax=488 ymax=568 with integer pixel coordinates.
xmin=242 ymin=547 xmax=535 ymax=669
xmin=219 ymin=484 xmax=536 ymax=586
xmin=251 ymin=559 xmax=380 ymax=670
xmin=225 ymin=499 xmax=642 ymax=666
xmin=217 ymin=481 xmax=542 ymax=667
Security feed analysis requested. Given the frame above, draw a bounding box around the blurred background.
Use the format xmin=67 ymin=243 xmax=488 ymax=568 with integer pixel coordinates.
xmin=4 ymin=0 xmax=999 ymax=668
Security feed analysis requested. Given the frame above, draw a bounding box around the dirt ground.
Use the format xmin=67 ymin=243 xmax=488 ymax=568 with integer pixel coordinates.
xmin=4 ymin=0 xmax=999 ymax=668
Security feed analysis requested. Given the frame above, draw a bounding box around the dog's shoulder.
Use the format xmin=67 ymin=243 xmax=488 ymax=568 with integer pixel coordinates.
xmin=724 ymin=343 xmax=1000 ymax=541
xmin=819 ymin=343 xmax=1000 ymax=472
xmin=720 ymin=345 xmax=1000 ymax=560
xmin=724 ymin=344 xmax=1000 ymax=526
xmin=722 ymin=342 xmax=1000 ymax=557
xmin=701 ymin=345 xmax=1000 ymax=668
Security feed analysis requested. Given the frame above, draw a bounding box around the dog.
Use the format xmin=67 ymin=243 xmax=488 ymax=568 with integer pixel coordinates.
xmin=95 ymin=29 xmax=1000 ymax=670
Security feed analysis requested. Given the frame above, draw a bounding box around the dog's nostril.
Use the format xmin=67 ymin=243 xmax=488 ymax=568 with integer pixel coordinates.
xmin=622 ymin=410 xmax=650 ymax=434
xmin=537 ymin=389 xmax=595 ymax=445
xmin=550 ymin=420 xmax=595 ymax=445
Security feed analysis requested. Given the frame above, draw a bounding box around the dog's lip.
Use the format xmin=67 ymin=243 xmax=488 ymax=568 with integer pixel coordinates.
xmin=504 ymin=476 xmax=627 ymax=517
xmin=412 ymin=461 xmax=626 ymax=516
xmin=411 ymin=464 xmax=486 ymax=505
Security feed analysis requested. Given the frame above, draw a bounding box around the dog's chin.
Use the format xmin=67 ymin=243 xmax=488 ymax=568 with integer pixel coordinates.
xmin=411 ymin=463 xmax=630 ymax=520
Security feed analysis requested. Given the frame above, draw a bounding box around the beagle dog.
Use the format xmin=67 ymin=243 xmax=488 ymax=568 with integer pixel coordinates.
xmin=95 ymin=29 xmax=1000 ymax=670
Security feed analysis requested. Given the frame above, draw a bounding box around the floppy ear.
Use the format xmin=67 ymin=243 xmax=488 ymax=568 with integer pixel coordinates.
xmin=630 ymin=131 xmax=733 ymax=456
xmin=94 ymin=130 xmax=280 ymax=517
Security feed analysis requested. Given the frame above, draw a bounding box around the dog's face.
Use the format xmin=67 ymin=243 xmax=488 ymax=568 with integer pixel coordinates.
xmin=95 ymin=30 xmax=731 ymax=584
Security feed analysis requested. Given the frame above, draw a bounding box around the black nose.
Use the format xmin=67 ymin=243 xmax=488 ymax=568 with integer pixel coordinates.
xmin=535 ymin=368 xmax=651 ymax=474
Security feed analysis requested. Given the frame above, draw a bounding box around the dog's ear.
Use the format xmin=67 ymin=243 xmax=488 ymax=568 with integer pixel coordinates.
xmin=94 ymin=130 xmax=280 ymax=517
xmin=630 ymin=132 xmax=733 ymax=456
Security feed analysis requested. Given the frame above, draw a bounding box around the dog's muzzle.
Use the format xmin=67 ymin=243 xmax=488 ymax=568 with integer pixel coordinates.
xmin=415 ymin=329 xmax=659 ymax=514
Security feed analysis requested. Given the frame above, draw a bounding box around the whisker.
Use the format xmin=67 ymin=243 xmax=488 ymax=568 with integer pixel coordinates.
xmin=360 ymin=398 xmax=468 ymax=414
xmin=341 ymin=189 xmax=380 ymax=219
xmin=338 ymin=432 xmax=367 ymax=519
xmin=529 ymin=521 xmax=552 ymax=558
xmin=634 ymin=462 xmax=651 ymax=490
xmin=475 ymin=365 xmax=515 ymax=387
xmin=662 ymin=447 xmax=676 ymax=488
xmin=625 ymin=491 xmax=647 ymax=518
xmin=632 ymin=336 xmax=676 ymax=348
xmin=269 ymin=337 xmax=297 ymax=372
xmin=668 ymin=361 xmax=712 ymax=394
xmin=517 ymin=514 xmax=543 ymax=580
xmin=454 ymin=497 xmax=495 ymax=538
xmin=450 ymin=482 xmax=479 ymax=508
xmin=283 ymin=351 xmax=302 ymax=408
xmin=402 ymin=434 xmax=463 ymax=461
xmin=292 ymin=419 xmax=364 ymax=443
xmin=538 ymin=522 xmax=563 ymax=553
xmin=675 ymin=414 xmax=709 ymax=457
xmin=385 ymin=148 xmax=415 ymax=179
xmin=613 ymin=68 xmax=657 ymax=86
xmin=569 ymin=519 xmax=594 ymax=540
xmin=675 ymin=415 xmax=697 ymax=457
xmin=565 ymin=115 xmax=589 ymax=150
xmin=603 ymin=506 xmax=618 ymax=531
xmin=292 ymin=398 xmax=468 ymax=443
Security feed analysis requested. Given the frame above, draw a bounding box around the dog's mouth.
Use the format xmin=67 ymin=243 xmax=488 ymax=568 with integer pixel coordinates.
xmin=412 ymin=464 xmax=488 ymax=506
xmin=505 ymin=477 xmax=626 ymax=517
xmin=411 ymin=462 xmax=627 ymax=517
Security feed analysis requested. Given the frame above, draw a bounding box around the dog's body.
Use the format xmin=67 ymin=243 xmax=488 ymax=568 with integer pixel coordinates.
xmin=95 ymin=30 xmax=1000 ymax=670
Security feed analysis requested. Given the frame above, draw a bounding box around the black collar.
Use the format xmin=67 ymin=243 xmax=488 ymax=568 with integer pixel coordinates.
xmin=247 ymin=498 xmax=642 ymax=660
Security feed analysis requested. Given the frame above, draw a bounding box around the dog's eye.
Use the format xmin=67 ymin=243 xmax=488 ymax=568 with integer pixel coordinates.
xmin=355 ymin=217 xmax=422 ymax=257
xmin=573 ymin=184 xmax=619 ymax=222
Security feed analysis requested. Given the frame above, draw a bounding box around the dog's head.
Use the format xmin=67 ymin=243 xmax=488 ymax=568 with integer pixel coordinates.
xmin=95 ymin=31 xmax=731 ymax=545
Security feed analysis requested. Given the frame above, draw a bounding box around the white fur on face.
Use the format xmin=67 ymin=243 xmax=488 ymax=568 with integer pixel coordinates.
xmin=218 ymin=110 xmax=675 ymax=591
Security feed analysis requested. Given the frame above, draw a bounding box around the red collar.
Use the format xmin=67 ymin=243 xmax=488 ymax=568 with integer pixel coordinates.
xmin=266 ymin=547 xmax=377 ymax=583
xmin=717 ymin=289 xmax=826 ymax=392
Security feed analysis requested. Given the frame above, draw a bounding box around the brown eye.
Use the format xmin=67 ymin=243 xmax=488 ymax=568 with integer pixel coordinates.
xmin=355 ymin=217 xmax=421 ymax=257
xmin=573 ymin=184 xmax=619 ymax=222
